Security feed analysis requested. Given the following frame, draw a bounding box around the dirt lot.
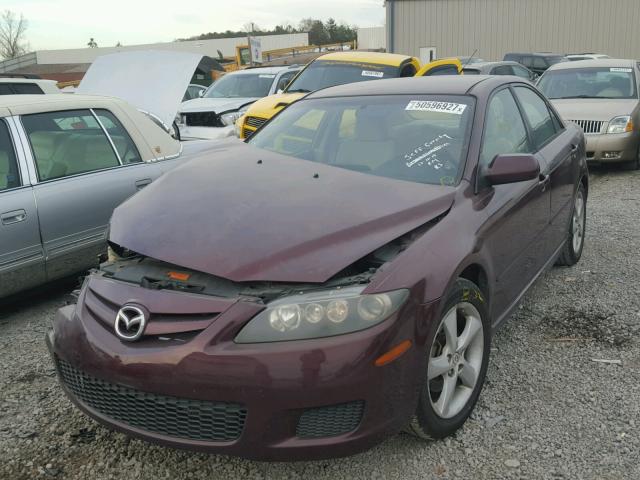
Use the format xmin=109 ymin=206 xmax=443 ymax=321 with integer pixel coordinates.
xmin=1 ymin=167 xmax=638 ymax=480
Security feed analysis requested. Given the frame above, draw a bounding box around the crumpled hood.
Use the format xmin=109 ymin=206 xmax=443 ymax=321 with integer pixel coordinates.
xmin=243 ymin=92 xmax=306 ymax=119
xmin=109 ymin=141 xmax=455 ymax=283
xmin=551 ymin=98 xmax=638 ymax=122
xmin=180 ymin=97 xmax=258 ymax=114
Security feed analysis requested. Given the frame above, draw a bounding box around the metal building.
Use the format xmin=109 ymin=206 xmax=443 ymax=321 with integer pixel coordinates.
xmin=386 ymin=0 xmax=640 ymax=63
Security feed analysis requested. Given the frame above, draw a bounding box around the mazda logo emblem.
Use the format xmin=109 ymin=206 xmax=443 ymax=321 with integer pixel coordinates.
xmin=114 ymin=305 xmax=148 ymax=341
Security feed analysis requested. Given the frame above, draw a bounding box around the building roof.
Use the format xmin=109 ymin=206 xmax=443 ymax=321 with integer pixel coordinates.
xmin=317 ymin=51 xmax=414 ymax=66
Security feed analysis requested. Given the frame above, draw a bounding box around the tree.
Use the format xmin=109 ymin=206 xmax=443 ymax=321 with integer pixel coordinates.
xmin=115 ymin=41 xmax=122 ymax=47
xmin=0 ymin=10 xmax=28 ymax=59
xmin=87 ymin=38 xmax=98 ymax=48
xmin=325 ymin=18 xmax=337 ymax=42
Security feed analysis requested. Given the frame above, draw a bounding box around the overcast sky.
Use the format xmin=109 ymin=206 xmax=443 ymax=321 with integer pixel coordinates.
xmin=4 ymin=0 xmax=385 ymax=51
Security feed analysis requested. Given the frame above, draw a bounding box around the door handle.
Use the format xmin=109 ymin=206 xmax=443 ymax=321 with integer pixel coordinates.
xmin=1 ymin=209 xmax=27 ymax=225
xmin=135 ymin=178 xmax=152 ymax=190
xmin=570 ymin=144 xmax=578 ymax=155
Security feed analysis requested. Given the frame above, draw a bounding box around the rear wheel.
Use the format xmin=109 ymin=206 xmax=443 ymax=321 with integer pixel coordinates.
xmin=406 ymin=278 xmax=490 ymax=440
xmin=556 ymin=183 xmax=586 ymax=266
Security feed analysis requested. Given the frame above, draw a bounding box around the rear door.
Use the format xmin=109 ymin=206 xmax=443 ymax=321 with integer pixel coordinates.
xmin=512 ymin=85 xmax=579 ymax=252
xmin=416 ymin=58 xmax=462 ymax=76
xmin=19 ymin=108 xmax=164 ymax=281
xmin=0 ymin=113 xmax=46 ymax=297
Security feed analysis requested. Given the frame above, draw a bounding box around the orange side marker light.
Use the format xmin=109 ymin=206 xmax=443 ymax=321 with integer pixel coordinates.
xmin=167 ymin=271 xmax=191 ymax=281
xmin=374 ymin=340 xmax=412 ymax=367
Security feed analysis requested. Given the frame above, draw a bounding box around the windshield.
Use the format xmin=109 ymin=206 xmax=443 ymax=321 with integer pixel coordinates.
xmin=285 ymin=61 xmax=400 ymax=93
xmin=538 ymin=67 xmax=638 ymax=99
xmin=248 ymin=95 xmax=475 ymax=186
xmin=204 ymin=73 xmax=275 ymax=98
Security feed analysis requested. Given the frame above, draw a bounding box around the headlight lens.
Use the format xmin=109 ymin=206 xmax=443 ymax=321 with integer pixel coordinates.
xmin=235 ymin=287 xmax=409 ymax=343
xmin=220 ymin=105 xmax=250 ymax=127
xmin=607 ymin=115 xmax=633 ymax=134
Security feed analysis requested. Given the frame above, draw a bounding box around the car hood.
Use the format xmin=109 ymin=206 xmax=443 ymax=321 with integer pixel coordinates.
xmin=180 ymin=97 xmax=258 ymax=114
xmin=550 ymin=98 xmax=638 ymax=121
xmin=109 ymin=141 xmax=455 ymax=284
xmin=77 ymin=50 xmax=206 ymax=128
xmin=243 ymin=92 xmax=306 ymax=119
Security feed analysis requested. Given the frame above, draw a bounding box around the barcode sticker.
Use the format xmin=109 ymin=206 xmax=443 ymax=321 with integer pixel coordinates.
xmin=406 ymin=100 xmax=467 ymax=115
xmin=610 ymin=68 xmax=632 ymax=73
xmin=362 ymin=70 xmax=384 ymax=78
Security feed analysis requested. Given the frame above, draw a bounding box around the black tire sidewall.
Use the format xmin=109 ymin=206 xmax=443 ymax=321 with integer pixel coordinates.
xmin=414 ymin=278 xmax=491 ymax=438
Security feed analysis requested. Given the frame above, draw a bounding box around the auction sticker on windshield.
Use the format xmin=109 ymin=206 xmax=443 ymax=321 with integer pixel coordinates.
xmin=406 ymin=100 xmax=467 ymax=115
xmin=610 ymin=68 xmax=632 ymax=73
xmin=259 ymin=74 xmax=276 ymax=78
xmin=362 ymin=70 xmax=384 ymax=78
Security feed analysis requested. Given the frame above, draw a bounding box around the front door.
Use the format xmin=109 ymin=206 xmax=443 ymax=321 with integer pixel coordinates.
xmin=0 ymin=114 xmax=45 ymax=298
xmin=476 ymin=87 xmax=551 ymax=323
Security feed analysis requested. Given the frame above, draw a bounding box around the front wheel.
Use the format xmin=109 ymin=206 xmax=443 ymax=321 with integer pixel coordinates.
xmin=406 ymin=278 xmax=490 ymax=440
xmin=556 ymin=183 xmax=586 ymax=266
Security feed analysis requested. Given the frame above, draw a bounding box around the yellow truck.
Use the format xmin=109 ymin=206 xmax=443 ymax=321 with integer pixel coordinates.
xmin=237 ymin=51 xmax=462 ymax=138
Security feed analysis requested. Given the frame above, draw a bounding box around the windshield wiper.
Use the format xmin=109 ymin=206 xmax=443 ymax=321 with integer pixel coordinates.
xmin=553 ymin=95 xmax=594 ymax=99
xmin=286 ymin=88 xmax=311 ymax=93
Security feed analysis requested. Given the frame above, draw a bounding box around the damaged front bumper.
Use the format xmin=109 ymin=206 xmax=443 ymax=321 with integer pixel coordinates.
xmin=177 ymin=124 xmax=236 ymax=141
xmin=47 ymin=272 xmax=438 ymax=461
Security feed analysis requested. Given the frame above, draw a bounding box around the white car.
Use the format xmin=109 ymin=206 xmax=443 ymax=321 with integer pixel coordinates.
xmin=0 ymin=77 xmax=61 ymax=95
xmin=566 ymin=53 xmax=610 ymax=61
xmin=177 ymin=65 xmax=301 ymax=141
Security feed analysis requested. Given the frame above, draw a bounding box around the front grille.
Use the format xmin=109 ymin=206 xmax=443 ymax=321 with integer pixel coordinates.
xmin=245 ymin=116 xmax=267 ymax=129
xmin=296 ymin=401 xmax=364 ymax=438
xmin=185 ymin=112 xmax=223 ymax=127
xmin=242 ymin=127 xmax=256 ymax=139
xmin=56 ymin=358 xmax=247 ymax=442
xmin=568 ymin=119 xmax=604 ymax=134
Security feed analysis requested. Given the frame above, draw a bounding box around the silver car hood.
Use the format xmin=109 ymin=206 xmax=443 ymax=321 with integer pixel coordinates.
xmin=77 ymin=50 xmax=204 ymax=128
xmin=551 ymin=98 xmax=638 ymax=121
xmin=180 ymin=97 xmax=258 ymax=114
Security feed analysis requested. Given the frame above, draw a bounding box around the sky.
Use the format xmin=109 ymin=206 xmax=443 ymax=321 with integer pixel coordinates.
xmin=3 ymin=0 xmax=385 ymax=51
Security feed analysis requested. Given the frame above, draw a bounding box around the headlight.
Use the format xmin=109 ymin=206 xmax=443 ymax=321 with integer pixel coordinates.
xmin=220 ymin=105 xmax=250 ymax=127
xmin=607 ymin=115 xmax=634 ymax=134
xmin=235 ymin=287 xmax=409 ymax=343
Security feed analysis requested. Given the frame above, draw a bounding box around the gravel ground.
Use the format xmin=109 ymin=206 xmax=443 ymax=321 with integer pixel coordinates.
xmin=1 ymin=167 xmax=639 ymax=480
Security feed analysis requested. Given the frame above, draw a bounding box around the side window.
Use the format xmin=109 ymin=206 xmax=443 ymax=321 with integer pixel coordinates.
xmin=94 ymin=109 xmax=142 ymax=164
xmin=0 ymin=84 xmax=14 ymax=95
xmin=480 ymin=88 xmax=531 ymax=169
xmin=520 ymin=56 xmax=533 ymax=68
xmin=0 ymin=120 xmax=21 ymax=191
xmin=491 ymin=65 xmax=514 ymax=76
xmin=22 ymin=109 xmax=121 ymax=181
xmin=533 ymin=57 xmax=547 ymax=70
xmin=11 ymin=83 xmax=44 ymax=94
xmin=512 ymin=65 xmax=532 ymax=79
xmin=513 ymin=86 xmax=558 ymax=149
xmin=425 ymin=65 xmax=459 ymax=76
xmin=276 ymin=71 xmax=296 ymax=91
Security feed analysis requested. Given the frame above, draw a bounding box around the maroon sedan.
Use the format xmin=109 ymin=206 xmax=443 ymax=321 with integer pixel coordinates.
xmin=48 ymin=76 xmax=588 ymax=461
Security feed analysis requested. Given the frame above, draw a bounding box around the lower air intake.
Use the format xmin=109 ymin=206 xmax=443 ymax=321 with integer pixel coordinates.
xmin=296 ymin=401 xmax=364 ymax=438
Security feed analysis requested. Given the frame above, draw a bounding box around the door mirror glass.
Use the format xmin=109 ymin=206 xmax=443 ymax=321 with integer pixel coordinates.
xmin=486 ymin=154 xmax=540 ymax=185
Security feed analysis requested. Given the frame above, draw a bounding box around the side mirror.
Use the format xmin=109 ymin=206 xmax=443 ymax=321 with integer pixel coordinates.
xmin=276 ymin=88 xmax=284 ymax=94
xmin=485 ymin=154 xmax=540 ymax=185
xmin=198 ymin=89 xmax=205 ymax=97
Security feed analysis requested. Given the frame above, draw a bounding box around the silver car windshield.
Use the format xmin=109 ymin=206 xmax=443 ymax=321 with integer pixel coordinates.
xmin=248 ymin=95 xmax=475 ymax=186
xmin=539 ymin=67 xmax=638 ymax=99
xmin=204 ymin=73 xmax=276 ymax=98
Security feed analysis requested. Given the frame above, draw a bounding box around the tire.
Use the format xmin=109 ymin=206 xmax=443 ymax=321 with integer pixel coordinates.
xmin=556 ymin=182 xmax=586 ymax=266
xmin=406 ymin=278 xmax=490 ymax=440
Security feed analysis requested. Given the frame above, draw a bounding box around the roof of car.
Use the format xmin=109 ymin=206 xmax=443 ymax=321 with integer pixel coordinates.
xmin=463 ymin=61 xmax=523 ymax=69
xmin=0 ymin=77 xmax=58 ymax=85
xmin=506 ymin=52 xmax=565 ymax=57
xmin=307 ymin=75 xmax=501 ymax=99
xmin=547 ymin=58 xmax=637 ymax=71
xmin=316 ymin=51 xmax=414 ymax=67
xmin=229 ymin=65 xmax=298 ymax=75
xmin=0 ymin=93 xmax=124 ymax=110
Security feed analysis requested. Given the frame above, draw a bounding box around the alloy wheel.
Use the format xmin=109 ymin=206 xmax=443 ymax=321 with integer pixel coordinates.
xmin=428 ymin=302 xmax=484 ymax=419
xmin=572 ymin=190 xmax=585 ymax=253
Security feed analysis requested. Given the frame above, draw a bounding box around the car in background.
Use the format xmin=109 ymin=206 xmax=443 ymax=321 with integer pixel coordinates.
xmin=48 ymin=75 xmax=587 ymax=461
xmin=456 ymin=56 xmax=486 ymax=65
xmin=566 ymin=53 xmax=610 ymax=62
xmin=0 ymin=93 xmax=207 ymax=299
xmin=183 ymin=84 xmax=207 ymax=101
xmin=462 ymin=61 xmax=536 ymax=81
xmin=177 ymin=65 xmax=302 ymax=141
xmin=503 ymin=52 xmax=568 ymax=76
xmin=0 ymin=78 xmax=61 ymax=95
xmin=538 ymin=58 xmax=640 ymax=169
xmin=237 ymin=52 xmax=462 ymax=138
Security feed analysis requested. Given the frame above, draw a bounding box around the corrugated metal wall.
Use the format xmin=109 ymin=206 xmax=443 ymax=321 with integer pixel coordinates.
xmin=358 ymin=26 xmax=386 ymax=50
xmin=389 ymin=0 xmax=640 ymax=61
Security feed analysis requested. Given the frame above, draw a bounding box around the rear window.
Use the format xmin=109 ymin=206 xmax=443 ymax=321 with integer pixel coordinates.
xmin=248 ymin=94 xmax=475 ymax=186
xmin=0 ymin=82 xmax=45 ymax=95
xmin=538 ymin=67 xmax=638 ymax=99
